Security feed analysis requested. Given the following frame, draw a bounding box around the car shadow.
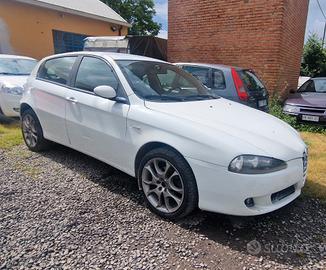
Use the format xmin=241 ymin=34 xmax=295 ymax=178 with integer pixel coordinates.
xmin=39 ymin=145 xmax=326 ymax=268
xmin=0 ymin=115 xmax=19 ymax=125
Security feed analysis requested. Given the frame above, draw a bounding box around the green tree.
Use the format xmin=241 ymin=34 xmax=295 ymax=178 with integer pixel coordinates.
xmin=101 ymin=0 xmax=161 ymax=36
xmin=301 ymin=34 xmax=326 ymax=77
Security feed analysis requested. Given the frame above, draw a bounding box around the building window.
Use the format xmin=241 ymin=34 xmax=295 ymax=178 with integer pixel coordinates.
xmin=52 ymin=30 xmax=88 ymax=54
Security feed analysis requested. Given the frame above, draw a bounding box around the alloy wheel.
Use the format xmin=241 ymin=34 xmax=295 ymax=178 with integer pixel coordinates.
xmin=141 ymin=158 xmax=184 ymax=213
xmin=22 ymin=114 xmax=38 ymax=148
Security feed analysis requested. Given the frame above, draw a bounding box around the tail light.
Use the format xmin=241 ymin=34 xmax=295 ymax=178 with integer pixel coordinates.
xmin=231 ymin=68 xmax=248 ymax=101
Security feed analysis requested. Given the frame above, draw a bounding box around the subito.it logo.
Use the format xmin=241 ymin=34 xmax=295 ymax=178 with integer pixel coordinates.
xmin=247 ymin=240 xmax=262 ymax=255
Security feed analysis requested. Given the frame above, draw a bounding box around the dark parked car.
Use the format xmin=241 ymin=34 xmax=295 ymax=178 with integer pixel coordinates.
xmin=175 ymin=63 xmax=269 ymax=111
xmin=283 ymin=78 xmax=326 ymax=125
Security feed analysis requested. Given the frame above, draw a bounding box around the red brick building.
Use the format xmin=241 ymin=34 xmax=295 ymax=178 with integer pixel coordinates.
xmin=168 ymin=0 xmax=309 ymax=96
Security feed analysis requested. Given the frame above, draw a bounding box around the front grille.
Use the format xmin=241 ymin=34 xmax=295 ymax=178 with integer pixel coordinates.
xmin=300 ymin=108 xmax=326 ymax=115
xmin=271 ymin=185 xmax=295 ymax=203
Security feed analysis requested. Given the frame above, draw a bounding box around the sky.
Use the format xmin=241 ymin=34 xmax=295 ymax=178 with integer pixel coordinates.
xmin=154 ymin=0 xmax=326 ymax=42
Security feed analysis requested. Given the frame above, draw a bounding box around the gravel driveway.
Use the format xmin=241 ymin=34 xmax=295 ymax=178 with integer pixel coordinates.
xmin=0 ymin=144 xmax=325 ymax=270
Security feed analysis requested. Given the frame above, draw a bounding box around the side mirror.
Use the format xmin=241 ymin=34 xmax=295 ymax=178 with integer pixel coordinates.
xmin=289 ymin=89 xmax=296 ymax=94
xmin=94 ymin=85 xmax=117 ymax=100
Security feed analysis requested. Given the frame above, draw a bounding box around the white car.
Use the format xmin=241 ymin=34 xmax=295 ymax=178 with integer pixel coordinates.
xmin=0 ymin=55 xmax=37 ymax=117
xmin=21 ymin=52 xmax=308 ymax=220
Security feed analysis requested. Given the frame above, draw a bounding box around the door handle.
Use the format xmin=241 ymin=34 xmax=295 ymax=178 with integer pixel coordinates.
xmin=66 ymin=97 xmax=78 ymax=103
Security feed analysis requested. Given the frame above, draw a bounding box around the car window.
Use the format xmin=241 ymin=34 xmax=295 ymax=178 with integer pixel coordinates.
xmin=136 ymin=64 xmax=197 ymax=95
xmin=183 ymin=66 xmax=210 ymax=87
xmin=38 ymin=57 xmax=76 ymax=85
xmin=313 ymin=79 xmax=326 ymax=93
xmin=212 ymin=69 xmax=226 ymax=89
xmin=299 ymin=80 xmax=315 ymax=93
xmin=75 ymin=57 xmax=119 ymax=92
xmin=237 ymin=70 xmax=265 ymax=92
xmin=0 ymin=58 xmax=37 ymax=75
xmin=117 ymin=60 xmax=217 ymax=102
xmin=157 ymin=69 xmax=193 ymax=90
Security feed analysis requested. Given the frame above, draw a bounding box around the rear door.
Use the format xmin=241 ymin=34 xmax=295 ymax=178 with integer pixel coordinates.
xmin=34 ymin=56 xmax=77 ymax=145
xmin=65 ymin=56 xmax=130 ymax=170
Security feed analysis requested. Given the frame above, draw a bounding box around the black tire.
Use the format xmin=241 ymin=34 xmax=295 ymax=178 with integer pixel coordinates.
xmin=138 ymin=147 xmax=198 ymax=220
xmin=21 ymin=109 xmax=52 ymax=152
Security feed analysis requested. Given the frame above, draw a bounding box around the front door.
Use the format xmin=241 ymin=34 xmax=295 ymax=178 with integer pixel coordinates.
xmin=65 ymin=56 xmax=130 ymax=171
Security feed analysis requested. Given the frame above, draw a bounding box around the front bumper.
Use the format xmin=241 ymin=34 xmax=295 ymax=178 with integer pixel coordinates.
xmin=0 ymin=92 xmax=21 ymax=117
xmin=283 ymin=108 xmax=326 ymax=126
xmin=187 ymin=157 xmax=305 ymax=216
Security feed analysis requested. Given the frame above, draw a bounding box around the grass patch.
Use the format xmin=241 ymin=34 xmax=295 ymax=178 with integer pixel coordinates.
xmin=301 ymin=132 xmax=326 ymax=202
xmin=0 ymin=121 xmax=23 ymax=150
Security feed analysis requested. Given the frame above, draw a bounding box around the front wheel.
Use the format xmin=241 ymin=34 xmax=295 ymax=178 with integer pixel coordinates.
xmin=138 ymin=147 xmax=198 ymax=220
xmin=21 ymin=109 xmax=52 ymax=152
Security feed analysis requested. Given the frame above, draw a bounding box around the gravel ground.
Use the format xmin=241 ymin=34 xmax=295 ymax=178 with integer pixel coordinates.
xmin=0 ymin=144 xmax=325 ymax=270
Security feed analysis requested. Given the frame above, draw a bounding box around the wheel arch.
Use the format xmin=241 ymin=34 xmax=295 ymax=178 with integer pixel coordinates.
xmin=20 ymin=103 xmax=35 ymax=117
xmin=20 ymin=103 xmax=44 ymax=132
xmin=134 ymin=141 xmax=190 ymax=190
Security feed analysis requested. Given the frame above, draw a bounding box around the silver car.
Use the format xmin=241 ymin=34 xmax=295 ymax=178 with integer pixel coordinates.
xmin=176 ymin=63 xmax=269 ymax=111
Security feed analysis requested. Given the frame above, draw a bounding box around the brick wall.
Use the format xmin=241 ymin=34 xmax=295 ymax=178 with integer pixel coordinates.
xmin=168 ymin=0 xmax=309 ymax=96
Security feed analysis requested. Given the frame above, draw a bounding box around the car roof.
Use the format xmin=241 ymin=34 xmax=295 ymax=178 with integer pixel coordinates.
xmin=311 ymin=77 xmax=326 ymax=80
xmin=175 ymin=62 xmax=246 ymax=71
xmin=0 ymin=54 xmax=36 ymax=60
xmin=43 ymin=51 xmax=166 ymax=63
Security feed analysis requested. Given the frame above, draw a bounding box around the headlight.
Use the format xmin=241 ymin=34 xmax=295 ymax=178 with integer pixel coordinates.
xmin=228 ymin=155 xmax=287 ymax=174
xmin=283 ymin=104 xmax=300 ymax=114
xmin=1 ymin=85 xmax=23 ymax=95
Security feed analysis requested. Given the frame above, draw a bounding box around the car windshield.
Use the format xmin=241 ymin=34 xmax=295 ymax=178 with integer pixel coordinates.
xmin=298 ymin=79 xmax=326 ymax=93
xmin=314 ymin=79 xmax=326 ymax=93
xmin=0 ymin=58 xmax=37 ymax=75
xmin=117 ymin=60 xmax=218 ymax=102
xmin=237 ymin=70 xmax=266 ymax=92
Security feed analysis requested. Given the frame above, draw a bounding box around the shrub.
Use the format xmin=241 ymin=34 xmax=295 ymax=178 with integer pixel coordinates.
xmin=301 ymin=34 xmax=326 ymax=77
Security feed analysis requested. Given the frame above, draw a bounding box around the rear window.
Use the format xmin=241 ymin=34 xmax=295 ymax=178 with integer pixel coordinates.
xmin=38 ymin=57 xmax=77 ymax=85
xmin=237 ymin=70 xmax=265 ymax=92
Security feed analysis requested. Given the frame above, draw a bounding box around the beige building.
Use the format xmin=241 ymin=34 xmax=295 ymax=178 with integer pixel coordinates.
xmin=0 ymin=0 xmax=130 ymax=59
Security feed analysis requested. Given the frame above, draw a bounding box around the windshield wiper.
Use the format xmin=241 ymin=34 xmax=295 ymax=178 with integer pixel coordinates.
xmin=183 ymin=94 xmax=218 ymax=100
xmin=0 ymin=72 xmax=29 ymax=76
xmin=0 ymin=72 xmax=13 ymax=75
xmin=143 ymin=94 xmax=219 ymax=102
xmin=143 ymin=95 xmax=185 ymax=101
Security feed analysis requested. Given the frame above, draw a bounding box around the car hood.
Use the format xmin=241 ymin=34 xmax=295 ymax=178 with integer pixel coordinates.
xmin=286 ymin=93 xmax=326 ymax=108
xmin=145 ymin=98 xmax=306 ymax=162
xmin=0 ymin=75 xmax=29 ymax=88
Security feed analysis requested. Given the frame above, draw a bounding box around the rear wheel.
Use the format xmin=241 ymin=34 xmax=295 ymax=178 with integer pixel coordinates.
xmin=138 ymin=147 xmax=198 ymax=220
xmin=21 ymin=109 xmax=51 ymax=152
